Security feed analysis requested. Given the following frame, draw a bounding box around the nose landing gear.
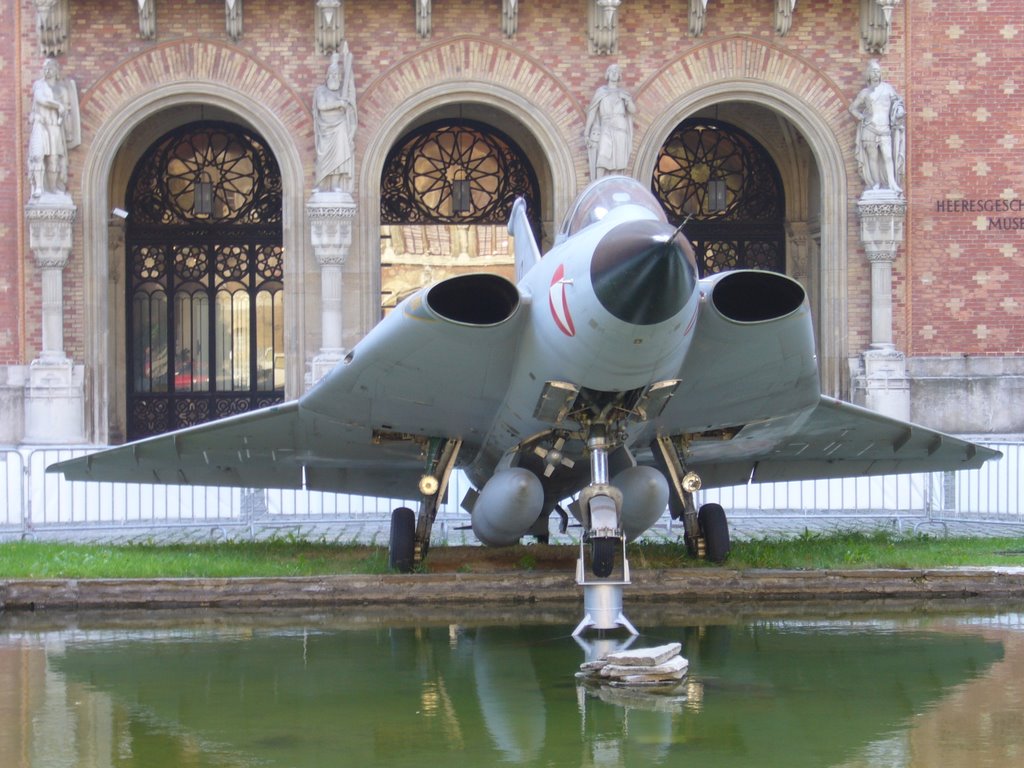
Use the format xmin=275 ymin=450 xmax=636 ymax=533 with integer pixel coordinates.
xmin=573 ymin=428 xmax=638 ymax=637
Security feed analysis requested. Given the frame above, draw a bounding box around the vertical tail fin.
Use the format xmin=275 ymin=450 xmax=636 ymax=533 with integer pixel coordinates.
xmin=508 ymin=197 xmax=541 ymax=281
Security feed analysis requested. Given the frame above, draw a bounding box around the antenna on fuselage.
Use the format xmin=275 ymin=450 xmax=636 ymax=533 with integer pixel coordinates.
xmin=672 ymin=214 xmax=692 ymax=240
xmin=661 ymin=214 xmax=692 ymax=257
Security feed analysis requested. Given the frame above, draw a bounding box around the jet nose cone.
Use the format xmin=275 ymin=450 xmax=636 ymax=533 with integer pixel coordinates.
xmin=590 ymin=219 xmax=698 ymax=325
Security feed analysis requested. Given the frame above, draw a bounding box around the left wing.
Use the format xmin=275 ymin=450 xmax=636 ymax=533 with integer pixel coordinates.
xmin=50 ymin=275 xmax=528 ymax=495
xmin=662 ymin=397 xmax=1000 ymax=489
xmin=47 ymin=401 xmax=428 ymax=496
xmin=639 ymin=269 xmax=1000 ymax=488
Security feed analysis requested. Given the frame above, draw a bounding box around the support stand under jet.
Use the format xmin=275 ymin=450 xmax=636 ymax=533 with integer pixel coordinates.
xmin=572 ymin=428 xmax=639 ymax=637
xmin=572 ymin=531 xmax=639 ymax=638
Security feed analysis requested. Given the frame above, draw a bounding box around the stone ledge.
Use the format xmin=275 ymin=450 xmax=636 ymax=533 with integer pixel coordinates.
xmin=2 ymin=568 xmax=1022 ymax=612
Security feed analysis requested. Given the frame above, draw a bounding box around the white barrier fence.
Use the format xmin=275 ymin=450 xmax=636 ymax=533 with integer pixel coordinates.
xmin=0 ymin=441 xmax=1020 ymax=543
xmin=702 ymin=440 xmax=1022 ymax=519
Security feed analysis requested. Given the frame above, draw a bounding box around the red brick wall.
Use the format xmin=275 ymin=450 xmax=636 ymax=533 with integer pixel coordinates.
xmin=26 ymin=0 xmax=327 ymax=362
xmin=0 ymin=2 xmax=23 ymax=364
xmin=10 ymin=0 xmax=1021 ymax=365
xmin=906 ymin=0 xmax=1024 ymax=356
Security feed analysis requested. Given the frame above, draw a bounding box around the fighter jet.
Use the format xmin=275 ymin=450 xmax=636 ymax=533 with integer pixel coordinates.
xmin=50 ymin=176 xmax=1000 ymax=579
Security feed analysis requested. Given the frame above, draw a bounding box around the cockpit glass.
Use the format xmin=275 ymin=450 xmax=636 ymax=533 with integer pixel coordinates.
xmin=559 ymin=176 xmax=667 ymax=237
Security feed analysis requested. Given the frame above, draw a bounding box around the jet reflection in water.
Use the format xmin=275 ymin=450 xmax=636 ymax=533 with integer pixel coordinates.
xmin=1 ymin=614 xmax=1014 ymax=767
xmin=472 ymin=628 xmax=547 ymax=763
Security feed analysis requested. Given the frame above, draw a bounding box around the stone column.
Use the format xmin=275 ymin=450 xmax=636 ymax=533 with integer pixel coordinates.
xmin=307 ymin=190 xmax=356 ymax=385
xmin=24 ymin=197 xmax=86 ymax=443
xmin=786 ymin=220 xmax=811 ymax=294
xmin=854 ymin=192 xmax=909 ymax=420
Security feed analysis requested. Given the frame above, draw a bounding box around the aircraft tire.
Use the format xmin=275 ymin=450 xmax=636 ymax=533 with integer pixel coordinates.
xmin=590 ymin=536 xmax=617 ymax=578
xmin=698 ymin=503 xmax=731 ymax=563
xmin=388 ymin=506 xmax=416 ymax=573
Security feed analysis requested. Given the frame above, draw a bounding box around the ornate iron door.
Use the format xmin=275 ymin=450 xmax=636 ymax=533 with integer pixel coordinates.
xmin=125 ymin=121 xmax=284 ymax=439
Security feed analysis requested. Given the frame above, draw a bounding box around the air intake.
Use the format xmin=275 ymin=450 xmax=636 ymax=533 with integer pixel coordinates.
xmin=711 ymin=270 xmax=805 ymax=323
xmin=425 ymin=274 xmax=520 ymax=326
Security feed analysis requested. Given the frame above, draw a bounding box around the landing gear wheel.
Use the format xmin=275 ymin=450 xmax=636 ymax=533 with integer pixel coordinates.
xmin=698 ymin=503 xmax=731 ymax=563
xmin=590 ymin=536 xmax=617 ymax=578
xmin=388 ymin=507 xmax=416 ymax=573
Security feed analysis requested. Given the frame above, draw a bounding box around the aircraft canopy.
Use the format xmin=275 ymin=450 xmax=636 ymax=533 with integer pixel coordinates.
xmin=559 ymin=176 xmax=667 ymax=238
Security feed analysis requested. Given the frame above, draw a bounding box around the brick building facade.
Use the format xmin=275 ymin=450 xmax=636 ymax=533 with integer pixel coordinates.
xmin=1 ymin=0 xmax=1021 ymax=445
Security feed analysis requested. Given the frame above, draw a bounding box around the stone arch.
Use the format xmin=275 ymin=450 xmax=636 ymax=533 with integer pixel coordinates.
xmin=353 ymin=38 xmax=583 ymax=338
xmin=633 ymin=38 xmax=854 ymax=397
xmin=77 ymin=40 xmax=311 ymax=443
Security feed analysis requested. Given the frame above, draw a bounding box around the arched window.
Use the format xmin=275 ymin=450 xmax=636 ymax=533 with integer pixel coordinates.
xmin=125 ymin=121 xmax=284 ymax=439
xmin=379 ymin=119 xmax=540 ymax=313
xmin=652 ymin=119 xmax=785 ymax=276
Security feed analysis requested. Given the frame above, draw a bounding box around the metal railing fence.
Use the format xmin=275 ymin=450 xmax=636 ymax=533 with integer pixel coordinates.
xmin=0 ymin=441 xmax=1019 ymax=543
xmin=701 ymin=440 xmax=1021 ymax=519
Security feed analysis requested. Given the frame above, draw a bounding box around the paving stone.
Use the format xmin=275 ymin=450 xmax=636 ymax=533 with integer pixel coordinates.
xmin=604 ymin=642 xmax=682 ymax=667
xmin=601 ymin=654 xmax=688 ymax=679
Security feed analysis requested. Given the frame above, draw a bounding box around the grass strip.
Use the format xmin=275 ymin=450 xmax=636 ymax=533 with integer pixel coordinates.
xmin=0 ymin=531 xmax=1022 ymax=579
xmin=0 ymin=540 xmax=392 ymax=579
xmin=631 ymin=529 xmax=1024 ymax=571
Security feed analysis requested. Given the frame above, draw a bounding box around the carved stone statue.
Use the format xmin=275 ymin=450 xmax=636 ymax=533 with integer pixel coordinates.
xmin=313 ymin=43 xmax=357 ymax=193
xmin=416 ymin=0 xmax=431 ymax=38
xmin=689 ymin=0 xmax=708 ymax=37
xmin=849 ymin=59 xmax=905 ymax=194
xmin=137 ymin=0 xmax=156 ymax=39
xmin=585 ymin=64 xmax=636 ymax=180
xmin=225 ymin=0 xmax=243 ymax=42
xmin=34 ymin=0 xmax=68 ymax=57
xmin=501 ymin=0 xmax=518 ymax=37
xmin=316 ymin=0 xmax=344 ymax=54
xmin=775 ymin=0 xmax=795 ymax=36
xmin=28 ymin=58 xmax=80 ymax=199
xmin=589 ymin=0 xmax=621 ymax=54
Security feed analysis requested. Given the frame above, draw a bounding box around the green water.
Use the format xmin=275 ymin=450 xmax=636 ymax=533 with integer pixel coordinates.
xmin=2 ymin=605 xmax=1021 ymax=767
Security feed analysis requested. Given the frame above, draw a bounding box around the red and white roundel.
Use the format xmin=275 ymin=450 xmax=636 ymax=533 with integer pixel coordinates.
xmin=548 ymin=264 xmax=575 ymax=337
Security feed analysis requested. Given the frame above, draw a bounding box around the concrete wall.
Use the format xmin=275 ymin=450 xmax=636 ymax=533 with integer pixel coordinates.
xmin=910 ymin=356 xmax=1024 ymax=434
xmin=0 ymin=366 xmax=25 ymax=444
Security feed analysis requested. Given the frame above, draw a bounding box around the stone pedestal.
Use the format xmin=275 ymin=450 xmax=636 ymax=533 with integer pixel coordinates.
xmin=24 ymin=196 xmax=86 ymax=444
xmin=0 ymin=366 xmax=26 ymax=444
xmin=853 ymin=191 xmax=909 ymax=420
xmin=307 ymin=190 xmax=356 ymax=386
xmin=23 ymin=358 xmax=86 ymax=444
xmin=857 ymin=347 xmax=910 ymax=421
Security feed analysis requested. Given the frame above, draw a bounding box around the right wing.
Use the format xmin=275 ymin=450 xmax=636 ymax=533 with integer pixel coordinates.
xmin=643 ymin=270 xmax=1000 ymax=488
xmin=50 ymin=278 xmax=528 ymax=496
xmin=677 ymin=397 xmax=1001 ymax=489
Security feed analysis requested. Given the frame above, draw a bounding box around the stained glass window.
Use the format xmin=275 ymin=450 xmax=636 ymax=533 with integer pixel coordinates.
xmin=652 ymin=119 xmax=785 ymax=277
xmin=379 ymin=119 xmax=540 ymax=314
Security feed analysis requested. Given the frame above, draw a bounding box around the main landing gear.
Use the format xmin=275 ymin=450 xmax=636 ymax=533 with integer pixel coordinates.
xmin=388 ymin=438 xmax=462 ymax=573
xmin=653 ymin=435 xmax=731 ymax=564
xmin=388 ymin=506 xmax=416 ymax=573
xmin=697 ymin=501 xmax=731 ymax=564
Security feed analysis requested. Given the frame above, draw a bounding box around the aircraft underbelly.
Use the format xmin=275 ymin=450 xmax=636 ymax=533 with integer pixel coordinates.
xmin=466 ymin=317 xmax=693 ymax=486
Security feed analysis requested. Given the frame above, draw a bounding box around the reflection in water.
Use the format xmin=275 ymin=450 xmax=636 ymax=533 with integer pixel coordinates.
xmin=473 ymin=628 xmax=546 ymax=762
xmin=0 ymin=608 xmax=1022 ymax=767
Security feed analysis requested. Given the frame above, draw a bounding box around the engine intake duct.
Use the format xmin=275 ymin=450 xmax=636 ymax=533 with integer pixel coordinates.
xmin=711 ymin=270 xmax=806 ymax=323
xmin=426 ymin=274 xmax=520 ymax=326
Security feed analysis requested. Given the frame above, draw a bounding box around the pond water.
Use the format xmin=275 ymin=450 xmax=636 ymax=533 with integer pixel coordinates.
xmin=1 ymin=602 xmax=1023 ymax=768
